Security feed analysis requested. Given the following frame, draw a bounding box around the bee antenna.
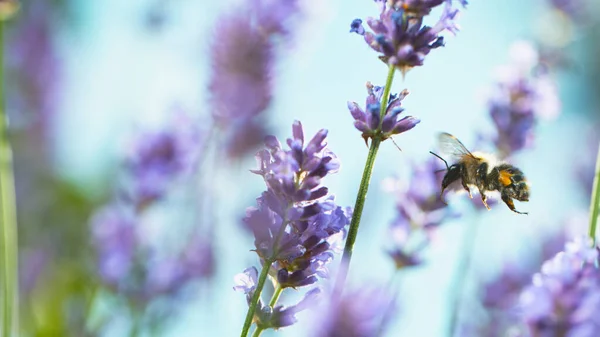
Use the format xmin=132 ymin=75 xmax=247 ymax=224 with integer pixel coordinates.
xmin=429 ymin=151 xmax=449 ymax=169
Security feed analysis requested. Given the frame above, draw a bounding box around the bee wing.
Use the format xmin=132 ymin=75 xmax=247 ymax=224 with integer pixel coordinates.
xmin=437 ymin=132 xmax=477 ymax=161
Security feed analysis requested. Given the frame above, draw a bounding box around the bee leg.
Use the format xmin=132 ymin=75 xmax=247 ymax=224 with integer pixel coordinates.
xmin=501 ymin=194 xmax=528 ymax=215
xmin=480 ymin=191 xmax=491 ymax=210
xmin=439 ymin=188 xmax=448 ymax=205
xmin=461 ymin=180 xmax=472 ymax=199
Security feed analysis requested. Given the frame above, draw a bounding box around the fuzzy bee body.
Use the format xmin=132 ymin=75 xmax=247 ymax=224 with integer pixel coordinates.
xmin=432 ymin=133 xmax=530 ymax=215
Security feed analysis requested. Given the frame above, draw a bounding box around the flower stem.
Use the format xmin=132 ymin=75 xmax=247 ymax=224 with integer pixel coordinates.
xmin=0 ymin=21 xmax=19 ymax=337
xmin=588 ymin=141 xmax=600 ymax=245
xmin=268 ymin=284 xmax=283 ymax=307
xmin=240 ymin=259 xmax=273 ymax=337
xmin=334 ymin=65 xmax=396 ymax=294
xmin=251 ymin=327 xmax=263 ymax=337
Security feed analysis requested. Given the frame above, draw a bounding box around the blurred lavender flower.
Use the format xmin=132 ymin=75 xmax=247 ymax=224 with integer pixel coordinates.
xmin=123 ymin=112 xmax=203 ymax=209
xmin=312 ymin=285 xmax=396 ymax=337
xmin=209 ymin=0 xmax=300 ymax=158
xmin=6 ymin=0 xmax=60 ymax=138
xmin=485 ymin=41 xmax=560 ymax=158
xmin=243 ymin=121 xmax=351 ymax=289
xmin=519 ymin=237 xmax=600 ymax=336
xmin=91 ymin=203 xmax=215 ymax=301
xmin=91 ymin=205 xmax=137 ymax=290
xmin=350 ymin=0 xmax=464 ymax=72
xmin=547 ymin=0 xmax=589 ymax=22
xmin=348 ymin=82 xmax=420 ymax=145
xmin=383 ymin=157 xmax=454 ymax=269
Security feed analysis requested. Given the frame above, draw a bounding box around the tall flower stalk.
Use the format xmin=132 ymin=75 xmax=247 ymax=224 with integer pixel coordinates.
xmin=236 ymin=121 xmax=350 ymax=337
xmin=0 ymin=4 xmax=20 ymax=335
xmin=334 ymin=0 xmax=463 ymax=293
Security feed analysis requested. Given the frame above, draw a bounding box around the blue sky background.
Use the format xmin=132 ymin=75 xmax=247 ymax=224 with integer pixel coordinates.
xmin=43 ymin=0 xmax=599 ymax=335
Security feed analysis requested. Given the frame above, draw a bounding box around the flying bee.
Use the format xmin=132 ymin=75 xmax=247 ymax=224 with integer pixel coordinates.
xmin=430 ymin=132 xmax=530 ymax=215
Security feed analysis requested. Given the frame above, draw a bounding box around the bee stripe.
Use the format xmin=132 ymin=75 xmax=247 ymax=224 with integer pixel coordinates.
xmin=498 ymin=170 xmax=513 ymax=187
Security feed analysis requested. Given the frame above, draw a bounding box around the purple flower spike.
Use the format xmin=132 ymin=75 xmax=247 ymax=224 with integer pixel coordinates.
xmin=209 ymin=0 xmax=301 ymax=158
xmin=352 ymin=0 xmax=464 ymax=71
xmin=519 ymin=237 xmax=600 ymax=336
xmin=236 ymin=121 xmax=351 ymax=331
xmin=485 ymin=41 xmax=560 ymax=158
xmin=123 ymin=112 xmax=203 ymax=209
xmin=348 ymin=82 xmax=420 ymax=144
xmin=243 ymin=122 xmax=350 ymax=290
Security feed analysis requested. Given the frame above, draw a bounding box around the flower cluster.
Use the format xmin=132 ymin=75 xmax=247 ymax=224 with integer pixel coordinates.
xmin=90 ymin=113 xmax=213 ymax=303
xmin=234 ymin=267 xmax=321 ymax=330
xmin=123 ymin=113 xmax=203 ymax=209
xmin=350 ymin=0 xmax=465 ymax=72
xmin=384 ymin=157 xmax=454 ymax=269
xmin=519 ymin=237 xmax=600 ymax=336
xmin=485 ymin=41 xmax=560 ymax=158
xmin=244 ymin=121 xmax=350 ymax=288
xmin=209 ymin=0 xmax=300 ymax=158
xmin=235 ymin=121 xmax=350 ymax=330
xmin=348 ymin=82 xmax=420 ymax=144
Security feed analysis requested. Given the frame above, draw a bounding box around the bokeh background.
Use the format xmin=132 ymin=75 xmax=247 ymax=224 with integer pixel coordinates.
xmin=4 ymin=0 xmax=600 ymax=336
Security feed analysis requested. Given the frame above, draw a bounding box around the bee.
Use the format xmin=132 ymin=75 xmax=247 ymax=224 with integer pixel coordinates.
xmin=430 ymin=132 xmax=530 ymax=215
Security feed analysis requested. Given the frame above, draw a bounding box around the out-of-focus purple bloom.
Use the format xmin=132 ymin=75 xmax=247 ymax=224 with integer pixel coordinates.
xmin=91 ymin=205 xmax=137 ymax=289
xmin=313 ymin=285 xmax=395 ymax=337
xmin=243 ymin=121 xmax=351 ymax=289
xmin=485 ymin=41 xmax=560 ymax=158
xmin=350 ymin=0 xmax=464 ymax=71
xmin=383 ymin=157 xmax=454 ymax=269
xmin=92 ymin=203 xmax=215 ymax=300
xmin=348 ymin=82 xmax=420 ymax=144
xmin=6 ymin=0 xmax=61 ymax=140
xmin=123 ymin=113 xmax=203 ymax=209
xmin=548 ymin=0 xmax=589 ymax=22
xmin=209 ymin=0 xmax=300 ymax=158
xmin=519 ymin=237 xmax=600 ymax=336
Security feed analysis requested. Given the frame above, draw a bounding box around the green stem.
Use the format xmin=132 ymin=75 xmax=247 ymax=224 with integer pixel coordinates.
xmin=0 ymin=21 xmax=19 ymax=337
xmin=268 ymin=285 xmax=283 ymax=307
xmin=251 ymin=328 xmax=262 ymax=337
xmin=240 ymin=260 xmax=273 ymax=337
xmin=447 ymin=215 xmax=480 ymax=337
xmin=250 ymin=280 xmax=283 ymax=337
xmin=588 ymin=141 xmax=600 ymax=246
xmin=334 ymin=65 xmax=396 ymax=294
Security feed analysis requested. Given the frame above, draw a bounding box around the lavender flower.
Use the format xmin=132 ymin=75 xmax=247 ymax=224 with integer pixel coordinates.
xmin=350 ymin=0 xmax=464 ymax=72
xmin=384 ymin=157 xmax=453 ymax=269
xmin=312 ymin=285 xmax=396 ymax=337
xmin=348 ymin=82 xmax=420 ymax=144
xmin=233 ymin=268 xmax=321 ymax=330
xmin=209 ymin=0 xmax=300 ymax=158
xmin=123 ymin=113 xmax=203 ymax=208
xmin=91 ymin=203 xmax=215 ymax=300
xmin=485 ymin=41 xmax=560 ymax=158
xmin=519 ymin=237 xmax=600 ymax=336
xmin=243 ymin=121 xmax=351 ymax=289
xmin=547 ymin=0 xmax=589 ymax=22
xmin=6 ymin=0 xmax=61 ymax=141
xmin=91 ymin=205 xmax=137 ymax=290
